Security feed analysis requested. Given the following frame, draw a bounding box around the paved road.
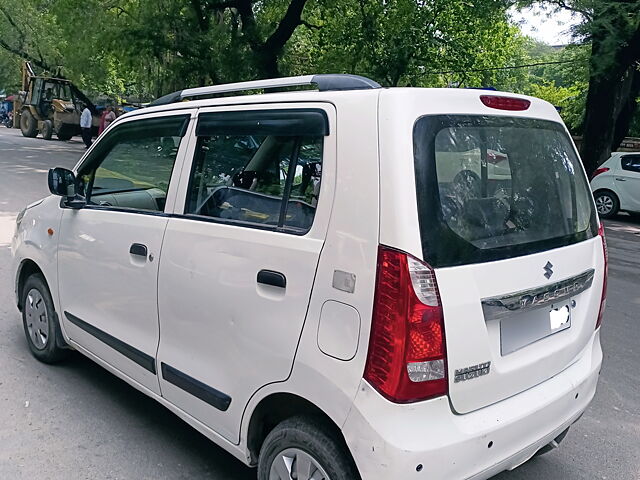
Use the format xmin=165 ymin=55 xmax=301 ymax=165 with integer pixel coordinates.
xmin=0 ymin=127 xmax=638 ymax=479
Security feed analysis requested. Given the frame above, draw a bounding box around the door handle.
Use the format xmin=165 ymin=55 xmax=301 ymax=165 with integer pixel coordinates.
xmin=615 ymin=177 xmax=626 ymax=181
xmin=257 ymin=270 xmax=286 ymax=289
xmin=130 ymin=243 xmax=148 ymax=258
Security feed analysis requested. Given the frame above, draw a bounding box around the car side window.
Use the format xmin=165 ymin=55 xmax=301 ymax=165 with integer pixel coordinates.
xmin=184 ymin=109 xmax=327 ymax=233
xmin=78 ymin=115 xmax=189 ymax=212
xmin=621 ymin=155 xmax=640 ymax=174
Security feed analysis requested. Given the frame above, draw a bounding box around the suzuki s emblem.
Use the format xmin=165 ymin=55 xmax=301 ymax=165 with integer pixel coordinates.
xmin=543 ymin=261 xmax=554 ymax=279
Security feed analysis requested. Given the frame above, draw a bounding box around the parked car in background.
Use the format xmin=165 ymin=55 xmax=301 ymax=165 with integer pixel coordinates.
xmin=12 ymin=75 xmax=606 ymax=480
xmin=591 ymin=152 xmax=640 ymax=218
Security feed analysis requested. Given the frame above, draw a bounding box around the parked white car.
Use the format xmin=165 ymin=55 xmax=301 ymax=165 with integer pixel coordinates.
xmin=591 ymin=151 xmax=640 ymax=218
xmin=12 ymin=75 xmax=606 ymax=480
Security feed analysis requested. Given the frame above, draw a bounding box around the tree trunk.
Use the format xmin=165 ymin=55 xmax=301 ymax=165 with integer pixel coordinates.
xmin=613 ymin=68 xmax=640 ymax=149
xmin=235 ymin=0 xmax=309 ymax=79
xmin=579 ymin=15 xmax=640 ymax=176
xmin=580 ymin=67 xmax=630 ymax=175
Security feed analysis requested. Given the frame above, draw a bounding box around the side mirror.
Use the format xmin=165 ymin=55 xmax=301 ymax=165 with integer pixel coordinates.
xmin=48 ymin=167 xmax=86 ymax=209
xmin=48 ymin=167 xmax=75 ymax=196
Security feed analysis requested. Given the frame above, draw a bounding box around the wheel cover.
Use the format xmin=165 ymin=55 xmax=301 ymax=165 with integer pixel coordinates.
xmin=25 ymin=288 xmax=49 ymax=350
xmin=20 ymin=113 xmax=30 ymax=129
xmin=269 ymin=448 xmax=331 ymax=480
xmin=595 ymin=195 xmax=614 ymax=215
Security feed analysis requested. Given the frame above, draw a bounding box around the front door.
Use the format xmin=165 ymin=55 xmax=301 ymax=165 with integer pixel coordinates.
xmin=156 ymin=104 xmax=335 ymax=442
xmin=616 ymin=154 xmax=640 ymax=211
xmin=58 ymin=113 xmax=192 ymax=395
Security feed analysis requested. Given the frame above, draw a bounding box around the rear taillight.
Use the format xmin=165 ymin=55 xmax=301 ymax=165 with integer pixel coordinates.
xmin=596 ymin=222 xmax=608 ymax=329
xmin=480 ymin=95 xmax=531 ymax=111
xmin=364 ymin=246 xmax=447 ymax=403
xmin=591 ymin=167 xmax=610 ymax=180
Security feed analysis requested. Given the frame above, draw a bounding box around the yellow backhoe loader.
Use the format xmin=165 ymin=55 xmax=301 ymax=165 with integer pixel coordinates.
xmin=14 ymin=62 xmax=99 ymax=140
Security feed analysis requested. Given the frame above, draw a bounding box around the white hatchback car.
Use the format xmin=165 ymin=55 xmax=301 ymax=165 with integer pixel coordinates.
xmin=591 ymin=151 xmax=640 ymax=218
xmin=12 ymin=75 xmax=606 ymax=480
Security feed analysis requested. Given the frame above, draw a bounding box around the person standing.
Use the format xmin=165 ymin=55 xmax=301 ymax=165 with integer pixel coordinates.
xmin=98 ymin=109 xmax=107 ymax=135
xmin=103 ymin=106 xmax=116 ymax=132
xmin=80 ymin=104 xmax=93 ymax=148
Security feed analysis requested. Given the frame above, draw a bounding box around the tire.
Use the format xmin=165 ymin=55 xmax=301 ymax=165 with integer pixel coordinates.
xmin=257 ymin=416 xmax=360 ymax=480
xmin=594 ymin=190 xmax=619 ymax=219
xmin=20 ymin=109 xmax=38 ymax=138
xmin=56 ymin=125 xmax=74 ymax=141
xmin=41 ymin=119 xmax=53 ymax=140
xmin=21 ymin=274 xmax=70 ymax=364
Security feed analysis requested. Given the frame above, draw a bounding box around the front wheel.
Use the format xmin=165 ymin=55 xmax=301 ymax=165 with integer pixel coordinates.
xmin=594 ymin=190 xmax=619 ymax=219
xmin=258 ymin=416 xmax=360 ymax=480
xmin=21 ymin=274 xmax=70 ymax=363
xmin=41 ymin=119 xmax=53 ymax=140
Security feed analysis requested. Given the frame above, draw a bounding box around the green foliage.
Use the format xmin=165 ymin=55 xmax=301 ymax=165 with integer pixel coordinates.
xmin=0 ymin=0 xmax=629 ymax=148
xmin=521 ymin=43 xmax=589 ymax=132
xmin=0 ymin=0 xmax=539 ymax=98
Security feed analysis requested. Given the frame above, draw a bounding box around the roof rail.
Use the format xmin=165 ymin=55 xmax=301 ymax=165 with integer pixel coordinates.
xmin=150 ymin=74 xmax=381 ymax=106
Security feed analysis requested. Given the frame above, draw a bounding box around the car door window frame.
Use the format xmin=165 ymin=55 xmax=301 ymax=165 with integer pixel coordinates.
xmin=70 ymin=111 xmax=195 ymax=216
xmin=179 ymin=107 xmax=331 ymax=235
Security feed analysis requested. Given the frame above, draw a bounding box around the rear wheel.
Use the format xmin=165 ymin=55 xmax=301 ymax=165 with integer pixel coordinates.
xmin=21 ymin=274 xmax=70 ymax=363
xmin=257 ymin=416 xmax=359 ymax=480
xmin=20 ymin=109 xmax=38 ymax=138
xmin=41 ymin=119 xmax=53 ymax=140
xmin=56 ymin=124 xmax=74 ymax=141
xmin=594 ymin=190 xmax=619 ymax=219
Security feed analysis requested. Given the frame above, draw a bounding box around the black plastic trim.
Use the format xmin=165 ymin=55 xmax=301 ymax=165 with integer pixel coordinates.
xmin=196 ymin=109 xmax=329 ymax=137
xmin=149 ymin=91 xmax=183 ymax=107
xmin=312 ymin=73 xmax=381 ymax=91
xmin=64 ymin=311 xmax=156 ymax=374
xmin=129 ymin=243 xmax=148 ymax=257
xmin=161 ymin=363 xmax=232 ymax=412
xmin=257 ymin=270 xmax=287 ymax=288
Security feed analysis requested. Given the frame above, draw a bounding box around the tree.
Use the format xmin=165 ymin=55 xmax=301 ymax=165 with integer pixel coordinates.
xmin=530 ymin=0 xmax=640 ymax=175
xmin=580 ymin=1 xmax=640 ymax=174
xmin=0 ymin=2 xmax=62 ymax=73
xmin=0 ymin=0 xmax=544 ymax=106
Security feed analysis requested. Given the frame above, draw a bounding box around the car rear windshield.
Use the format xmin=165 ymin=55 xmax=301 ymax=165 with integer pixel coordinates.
xmin=413 ymin=115 xmax=598 ymax=268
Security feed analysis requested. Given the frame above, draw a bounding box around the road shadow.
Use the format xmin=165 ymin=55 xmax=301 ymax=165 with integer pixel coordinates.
xmin=55 ymin=352 xmax=257 ymax=480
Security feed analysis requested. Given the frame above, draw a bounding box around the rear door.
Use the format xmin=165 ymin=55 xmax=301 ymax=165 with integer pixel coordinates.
xmin=156 ymin=104 xmax=336 ymax=442
xmin=412 ymin=115 xmax=604 ymax=413
xmin=616 ymin=154 xmax=640 ymax=211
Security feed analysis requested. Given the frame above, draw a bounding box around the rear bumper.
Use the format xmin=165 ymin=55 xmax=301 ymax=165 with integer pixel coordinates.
xmin=342 ymin=330 xmax=602 ymax=480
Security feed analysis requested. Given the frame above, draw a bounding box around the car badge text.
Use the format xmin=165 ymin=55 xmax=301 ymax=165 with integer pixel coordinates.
xmin=454 ymin=361 xmax=491 ymax=383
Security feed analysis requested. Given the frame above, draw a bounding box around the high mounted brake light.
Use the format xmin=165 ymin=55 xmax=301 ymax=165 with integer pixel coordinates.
xmin=480 ymin=95 xmax=531 ymax=111
xmin=364 ymin=246 xmax=447 ymax=403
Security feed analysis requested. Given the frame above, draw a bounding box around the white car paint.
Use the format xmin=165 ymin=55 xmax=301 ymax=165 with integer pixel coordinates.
xmin=12 ymin=80 xmax=605 ymax=480
xmin=591 ymin=151 xmax=640 ymax=215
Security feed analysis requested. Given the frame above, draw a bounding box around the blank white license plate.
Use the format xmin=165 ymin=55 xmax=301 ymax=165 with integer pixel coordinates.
xmin=500 ymin=303 xmax=572 ymax=355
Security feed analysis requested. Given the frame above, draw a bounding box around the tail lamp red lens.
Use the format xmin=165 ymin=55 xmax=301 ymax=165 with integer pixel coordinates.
xmin=596 ymin=222 xmax=607 ymax=329
xmin=480 ymin=95 xmax=531 ymax=111
xmin=364 ymin=246 xmax=447 ymax=403
xmin=591 ymin=167 xmax=610 ymax=180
